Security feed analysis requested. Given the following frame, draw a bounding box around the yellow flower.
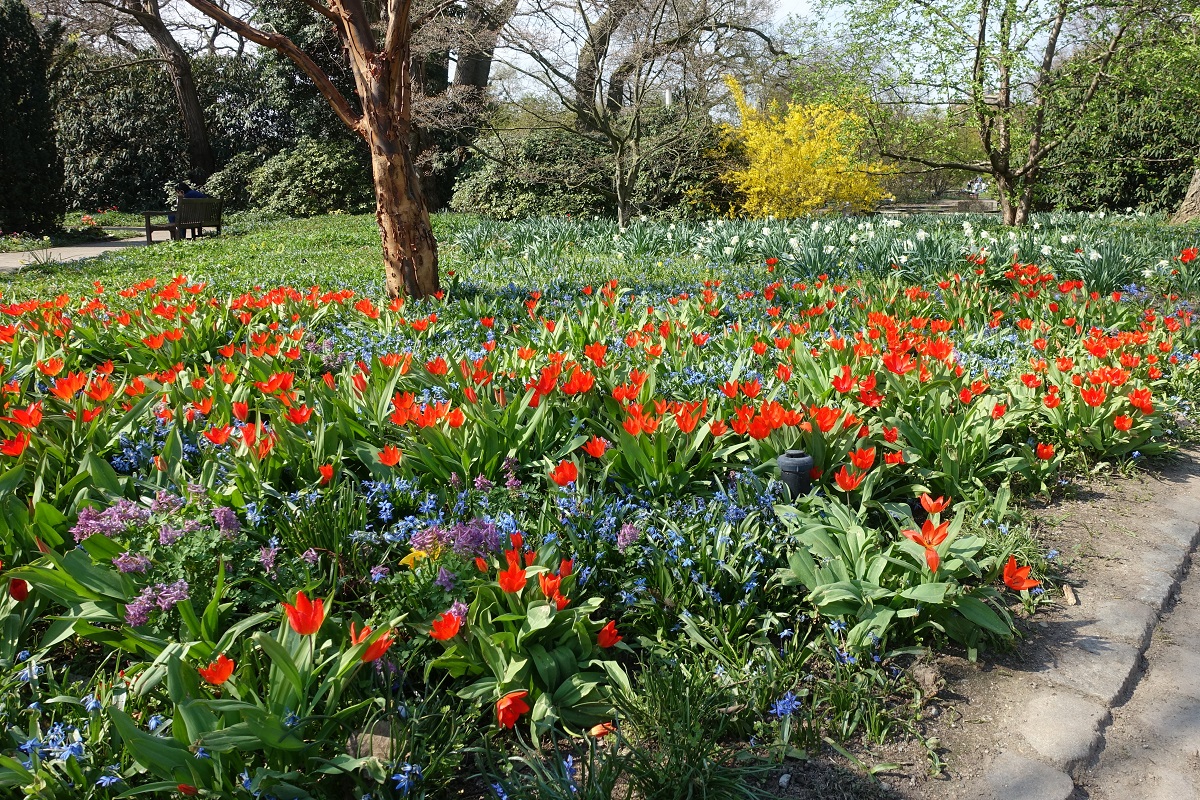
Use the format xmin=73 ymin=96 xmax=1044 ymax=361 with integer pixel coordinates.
xmin=400 ymin=550 xmax=428 ymax=569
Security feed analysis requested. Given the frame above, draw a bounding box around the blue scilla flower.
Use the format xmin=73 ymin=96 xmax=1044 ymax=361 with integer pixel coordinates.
xmin=147 ymin=714 xmax=165 ymax=732
xmin=82 ymin=694 xmax=102 ymax=713
xmin=769 ymin=691 xmax=801 ymax=717
xmin=95 ymin=774 xmax=122 ymax=787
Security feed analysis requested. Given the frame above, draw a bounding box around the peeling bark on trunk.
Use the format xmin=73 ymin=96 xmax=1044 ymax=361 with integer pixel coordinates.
xmin=1172 ymin=168 xmax=1200 ymax=224
xmin=372 ymin=138 xmax=439 ymax=299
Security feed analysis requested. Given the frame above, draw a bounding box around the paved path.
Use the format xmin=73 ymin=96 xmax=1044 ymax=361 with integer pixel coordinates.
xmin=1079 ymin=556 xmax=1200 ymax=799
xmin=0 ymin=238 xmax=149 ymax=273
xmin=955 ymin=456 xmax=1200 ymax=800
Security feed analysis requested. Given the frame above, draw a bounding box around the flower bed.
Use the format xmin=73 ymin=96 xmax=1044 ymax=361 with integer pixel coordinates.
xmin=0 ymin=213 xmax=1197 ymax=797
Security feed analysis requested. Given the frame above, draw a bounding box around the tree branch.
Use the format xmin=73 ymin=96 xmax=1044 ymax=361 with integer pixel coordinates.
xmin=179 ymin=0 xmax=364 ymax=132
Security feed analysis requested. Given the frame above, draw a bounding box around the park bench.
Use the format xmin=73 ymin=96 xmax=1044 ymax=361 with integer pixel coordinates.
xmin=142 ymin=197 xmax=224 ymax=243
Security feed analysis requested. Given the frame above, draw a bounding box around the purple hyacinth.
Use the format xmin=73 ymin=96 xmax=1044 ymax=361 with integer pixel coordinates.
xmin=158 ymin=524 xmax=184 ymax=546
xmin=150 ymin=491 xmax=184 ymax=515
xmin=154 ymin=580 xmax=189 ymax=610
xmin=449 ymin=600 xmax=468 ymax=620
xmin=124 ymin=589 xmax=156 ymax=626
xmin=301 ymin=548 xmax=319 ymax=565
xmin=473 ymin=475 xmax=494 ymax=492
xmin=112 ymin=552 xmax=151 ymax=574
xmin=503 ymin=457 xmax=522 ymax=490
xmin=410 ymin=525 xmax=451 ymax=553
xmin=617 ymin=523 xmax=640 ymax=551
xmin=260 ymin=541 xmax=279 ymax=576
xmin=71 ymin=500 xmax=151 ymax=542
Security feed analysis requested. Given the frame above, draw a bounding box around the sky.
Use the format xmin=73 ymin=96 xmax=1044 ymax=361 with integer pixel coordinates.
xmin=773 ymin=0 xmax=813 ymax=23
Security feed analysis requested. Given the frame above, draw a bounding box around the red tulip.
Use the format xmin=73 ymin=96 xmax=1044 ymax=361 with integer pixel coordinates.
xmin=430 ymin=611 xmax=462 ymax=641
xmin=318 ymin=464 xmax=334 ymax=485
xmin=1003 ymin=555 xmax=1040 ymax=591
xmin=203 ymin=425 xmax=233 ymax=445
xmin=597 ymin=620 xmax=622 ymax=648
xmin=848 ymin=447 xmax=875 ymax=470
xmin=901 ymin=519 xmax=950 ymax=573
xmin=498 ymin=551 xmax=527 ymax=593
xmin=496 ymin=690 xmax=530 ymax=729
xmin=1113 ymin=414 xmax=1133 ymax=431
xmin=1036 ymin=442 xmax=1055 ymax=460
xmin=361 ymin=630 xmax=395 ymax=662
xmin=283 ymin=591 xmax=325 ymax=635
xmin=378 ymin=445 xmax=401 ymax=467
xmin=582 ymin=436 xmax=608 ymax=458
xmin=1080 ymin=387 xmax=1107 ymax=407
xmin=8 ymin=578 xmax=28 ymax=602
xmin=919 ymin=494 xmax=950 ymax=514
xmin=549 ymin=460 xmax=578 ymax=487
xmin=881 ymin=350 xmax=916 ymax=375
xmin=198 ymin=653 xmax=235 ymax=685
xmin=0 ymin=434 xmax=30 ymax=457
xmin=833 ymin=466 xmax=865 ymax=492
xmin=539 ymin=572 xmax=561 ymax=600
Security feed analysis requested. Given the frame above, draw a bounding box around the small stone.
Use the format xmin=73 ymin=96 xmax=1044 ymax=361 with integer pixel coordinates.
xmin=778 ymin=773 xmax=791 ymax=789
xmin=1062 ymin=585 xmax=1078 ymax=605
xmin=982 ymin=752 xmax=1074 ymax=800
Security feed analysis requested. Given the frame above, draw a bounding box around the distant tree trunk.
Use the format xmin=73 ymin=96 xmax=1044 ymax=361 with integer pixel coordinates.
xmin=1172 ymin=167 xmax=1200 ymax=224
xmin=136 ymin=8 xmax=215 ymax=181
xmin=452 ymin=0 xmax=516 ymax=91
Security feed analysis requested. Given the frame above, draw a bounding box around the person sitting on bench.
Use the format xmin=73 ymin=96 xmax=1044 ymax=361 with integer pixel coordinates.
xmin=168 ymin=182 xmax=208 ymax=239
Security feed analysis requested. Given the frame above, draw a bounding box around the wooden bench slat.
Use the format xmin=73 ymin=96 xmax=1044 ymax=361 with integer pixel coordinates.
xmin=142 ymin=198 xmax=224 ymax=244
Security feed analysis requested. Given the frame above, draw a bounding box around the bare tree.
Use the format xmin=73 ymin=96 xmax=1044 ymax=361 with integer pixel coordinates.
xmin=823 ymin=0 xmax=1188 ymax=225
xmin=493 ymin=0 xmax=780 ymax=225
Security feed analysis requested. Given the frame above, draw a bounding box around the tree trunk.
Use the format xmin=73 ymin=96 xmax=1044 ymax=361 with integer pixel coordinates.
xmin=140 ymin=12 xmax=215 ymax=180
xmin=373 ymin=139 xmax=439 ymax=299
xmin=995 ymin=173 xmax=1018 ymax=226
xmin=1172 ymin=167 xmax=1200 ymax=224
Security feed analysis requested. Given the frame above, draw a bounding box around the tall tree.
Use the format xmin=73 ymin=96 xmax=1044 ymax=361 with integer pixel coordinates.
xmin=496 ymin=0 xmax=780 ymax=225
xmin=32 ymin=0 xmax=218 ymax=180
xmin=822 ymin=0 xmax=1186 ymax=225
xmin=0 ymin=0 xmax=64 ymax=234
xmin=176 ymin=0 xmax=444 ymax=298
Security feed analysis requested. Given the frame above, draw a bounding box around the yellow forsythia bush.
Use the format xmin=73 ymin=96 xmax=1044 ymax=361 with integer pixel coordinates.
xmin=723 ymin=77 xmax=891 ymax=217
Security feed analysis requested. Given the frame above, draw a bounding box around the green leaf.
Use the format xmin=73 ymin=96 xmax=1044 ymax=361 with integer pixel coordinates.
xmin=953 ymin=595 xmax=1012 ymax=636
